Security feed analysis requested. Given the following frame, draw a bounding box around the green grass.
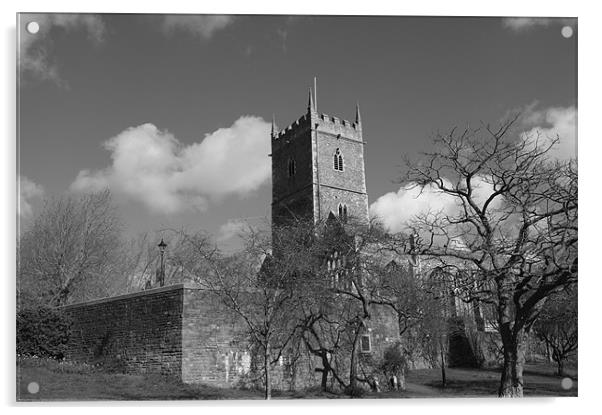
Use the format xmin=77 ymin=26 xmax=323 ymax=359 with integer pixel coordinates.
xmin=397 ymin=364 xmax=578 ymax=398
xmin=17 ymin=358 xmax=261 ymax=401
xmin=16 ymin=358 xmax=577 ymax=401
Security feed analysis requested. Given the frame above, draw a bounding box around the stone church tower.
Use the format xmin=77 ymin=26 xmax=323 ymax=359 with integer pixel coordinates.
xmin=271 ymin=88 xmax=369 ymax=228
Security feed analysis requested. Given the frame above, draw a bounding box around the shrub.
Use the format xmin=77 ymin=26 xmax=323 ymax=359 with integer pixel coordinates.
xmin=380 ymin=342 xmax=409 ymax=390
xmin=345 ymin=384 xmax=366 ymax=397
xmin=17 ymin=306 xmax=72 ymax=359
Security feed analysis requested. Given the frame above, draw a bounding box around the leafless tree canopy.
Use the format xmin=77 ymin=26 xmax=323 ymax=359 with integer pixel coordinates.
xmin=18 ymin=190 xmax=125 ymax=307
xmin=533 ymin=287 xmax=577 ymax=377
xmin=402 ymin=117 xmax=577 ymax=397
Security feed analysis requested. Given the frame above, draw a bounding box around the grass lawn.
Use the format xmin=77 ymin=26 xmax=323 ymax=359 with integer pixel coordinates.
xmin=397 ymin=364 xmax=578 ymax=398
xmin=17 ymin=358 xmax=577 ymax=401
xmin=17 ymin=358 xmax=261 ymax=401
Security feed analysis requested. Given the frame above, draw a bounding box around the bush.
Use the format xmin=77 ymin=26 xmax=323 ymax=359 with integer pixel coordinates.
xmin=345 ymin=384 xmax=366 ymax=397
xmin=17 ymin=306 xmax=72 ymax=359
xmin=380 ymin=342 xmax=408 ymax=390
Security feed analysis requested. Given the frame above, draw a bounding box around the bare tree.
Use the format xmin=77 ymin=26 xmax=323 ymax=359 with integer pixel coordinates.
xmin=533 ymin=287 xmax=577 ymax=376
xmin=403 ymin=118 xmax=577 ymax=397
xmin=417 ymin=271 xmax=454 ymax=387
xmin=300 ymin=217 xmax=415 ymax=394
xmin=18 ymin=190 xmax=125 ymax=307
xmin=173 ymin=226 xmax=303 ymax=400
xmin=372 ymin=242 xmax=455 ymax=387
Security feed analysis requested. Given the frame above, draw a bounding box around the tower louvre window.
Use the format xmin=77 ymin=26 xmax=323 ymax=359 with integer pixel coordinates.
xmin=288 ymin=158 xmax=296 ymax=177
xmin=333 ymin=149 xmax=344 ymax=171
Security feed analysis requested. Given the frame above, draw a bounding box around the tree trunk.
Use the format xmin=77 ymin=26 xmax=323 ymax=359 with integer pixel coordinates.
xmin=439 ymin=336 xmax=447 ymax=388
xmin=556 ymin=358 xmax=565 ymax=377
xmin=498 ymin=330 xmax=526 ymax=397
xmin=318 ymin=352 xmax=331 ymax=391
xmin=546 ymin=342 xmax=552 ymax=362
xmin=264 ymin=342 xmax=271 ymax=400
xmin=320 ymin=368 xmax=329 ymax=390
xmin=348 ymin=330 xmax=360 ymax=394
xmin=440 ymin=352 xmax=447 ymax=387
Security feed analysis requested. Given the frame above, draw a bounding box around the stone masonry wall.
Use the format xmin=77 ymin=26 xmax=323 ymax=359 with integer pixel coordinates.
xmin=62 ymin=284 xmax=400 ymax=391
xmin=63 ymin=285 xmax=184 ymax=378
xmin=315 ymin=127 xmax=369 ymax=224
xmin=181 ymin=288 xmax=253 ymax=386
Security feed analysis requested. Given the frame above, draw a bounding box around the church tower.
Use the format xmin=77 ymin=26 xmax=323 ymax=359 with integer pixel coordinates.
xmin=271 ymin=87 xmax=369 ymax=229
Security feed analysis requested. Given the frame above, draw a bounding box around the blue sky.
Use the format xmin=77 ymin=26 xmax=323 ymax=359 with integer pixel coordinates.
xmin=17 ymin=14 xmax=577 ymax=246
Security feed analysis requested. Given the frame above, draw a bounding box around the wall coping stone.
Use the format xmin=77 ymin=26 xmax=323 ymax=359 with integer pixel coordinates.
xmin=62 ymin=283 xmax=204 ymax=309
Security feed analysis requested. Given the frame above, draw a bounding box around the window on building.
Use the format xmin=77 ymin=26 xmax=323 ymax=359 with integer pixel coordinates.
xmin=288 ymin=158 xmax=296 ymax=177
xmin=240 ymin=351 xmax=251 ymax=374
xmin=360 ymin=334 xmax=371 ymax=353
xmin=333 ymin=149 xmax=344 ymax=171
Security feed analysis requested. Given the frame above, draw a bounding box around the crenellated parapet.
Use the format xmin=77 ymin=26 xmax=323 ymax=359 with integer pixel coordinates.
xmin=271 ymin=113 xmax=312 ymax=151
xmin=312 ymin=112 xmax=362 ymax=142
xmin=272 ymin=110 xmax=363 ymax=151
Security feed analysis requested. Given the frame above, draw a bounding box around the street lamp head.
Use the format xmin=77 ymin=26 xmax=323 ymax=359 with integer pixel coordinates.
xmin=158 ymin=238 xmax=167 ymax=253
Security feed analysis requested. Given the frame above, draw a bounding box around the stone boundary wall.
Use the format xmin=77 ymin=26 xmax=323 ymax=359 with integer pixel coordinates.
xmin=62 ymin=285 xmax=261 ymax=386
xmin=62 ymin=285 xmax=401 ymax=391
xmin=181 ymin=288 xmax=253 ymax=386
xmin=63 ymin=284 xmax=185 ymax=378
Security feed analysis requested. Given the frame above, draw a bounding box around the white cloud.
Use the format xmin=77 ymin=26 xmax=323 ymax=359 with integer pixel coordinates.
xmin=161 ymin=15 xmax=235 ymax=39
xmin=520 ymin=104 xmax=577 ymax=160
xmin=70 ymin=116 xmax=271 ymax=214
xmin=371 ymin=103 xmax=576 ymax=234
xmin=19 ymin=14 xmax=106 ymax=85
xmin=217 ymin=219 xmax=249 ymax=242
xmin=370 ymin=177 xmax=500 ymax=234
xmin=18 ymin=176 xmax=44 ymax=218
xmin=370 ymin=182 xmax=456 ymax=234
xmin=502 ymin=17 xmax=576 ymax=32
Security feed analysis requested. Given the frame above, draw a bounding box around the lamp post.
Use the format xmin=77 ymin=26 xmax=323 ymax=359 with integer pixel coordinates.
xmin=158 ymin=238 xmax=167 ymax=287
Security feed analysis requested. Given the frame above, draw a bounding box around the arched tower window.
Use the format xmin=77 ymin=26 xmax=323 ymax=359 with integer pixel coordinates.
xmin=288 ymin=158 xmax=296 ymax=177
xmin=333 ymin=149 xmax=344 ymax=171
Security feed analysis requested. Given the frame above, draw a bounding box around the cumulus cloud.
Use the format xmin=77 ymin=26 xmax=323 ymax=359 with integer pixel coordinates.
xmin=161 ymin=15 xmax=235 ymax=39
xmin=71 ymin=116 xmax=271 ymax=214
xmin=502 ymin=17 xmax=576 ymax=33
xmin=370 ymin=183 xmax=455 ymax=234
xmin=19 ymin=14 xmax=106 ymax=85
xmin=371 ymin=103 xmax=576 ymax=233
xmin=520 ymin=104 xmax=577 ymax=160
xmin=18 ymin=176 xmax=44 ymax=218
xmin=370 ymin=177 xmax=500 ymax=234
